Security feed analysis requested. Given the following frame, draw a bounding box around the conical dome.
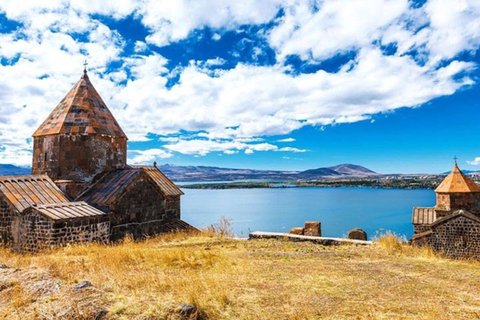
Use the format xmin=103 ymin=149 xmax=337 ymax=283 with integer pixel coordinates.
xmin=435 ymin=163 xmax=480 ymax=193
xmin=33 ymin=71 xmax=127 ymax=138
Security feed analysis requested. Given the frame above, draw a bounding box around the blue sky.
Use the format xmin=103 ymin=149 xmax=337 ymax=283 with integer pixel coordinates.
xmin=0 ymin=0 xmax=479 ymax=174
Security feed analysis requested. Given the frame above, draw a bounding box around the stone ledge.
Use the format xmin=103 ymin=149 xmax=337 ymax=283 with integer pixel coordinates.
xmin=249 ymin=231 xmax=372 ymax=246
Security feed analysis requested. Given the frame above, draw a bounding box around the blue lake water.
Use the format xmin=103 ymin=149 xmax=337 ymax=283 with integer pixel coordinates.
xmin=181 ymin=187 xmax=436 ymax=240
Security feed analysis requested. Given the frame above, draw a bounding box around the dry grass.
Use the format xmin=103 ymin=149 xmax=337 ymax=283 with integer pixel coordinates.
xmin=1 ymin=231 xmax=480 ymax=319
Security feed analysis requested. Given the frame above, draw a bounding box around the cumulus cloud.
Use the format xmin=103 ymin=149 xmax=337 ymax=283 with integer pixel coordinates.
xmin=467 ymin=157 xmax=480 ymax=166
xmin=269 ymin=0 xmax=408 ymax=61
xmin=277 ymin=138 xmax=296 ymax=142
xmin=164 ymin=139 xmax=278 ymax=156
xmin=0 ymin=0 xmax=479 ymax=162
xmin=128 ymin=148 xmax=173 ymax=165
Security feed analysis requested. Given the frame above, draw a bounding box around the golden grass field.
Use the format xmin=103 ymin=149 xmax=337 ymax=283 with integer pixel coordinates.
xmin=1 ymin=230 xmax=480 ymax=320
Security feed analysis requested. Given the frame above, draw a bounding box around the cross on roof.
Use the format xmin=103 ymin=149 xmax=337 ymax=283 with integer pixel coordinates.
xmin=83 ymin=60 xmax=88 ymax=74
xmin=454 ymin=156 xmax=458 ymax=165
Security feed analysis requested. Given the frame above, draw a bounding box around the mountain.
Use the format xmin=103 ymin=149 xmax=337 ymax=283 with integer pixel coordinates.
xmin=159 ymin=163 xmax=377 ymax=182
xmin=0 ymin=164 xmax=31 ymax=176
xmin=298 ymin=164 xmax=376 ymax=180
xmin=0 ymin=163 xmax=378 ymax=182
xmin=328 ymin=164 xmax=376 ymax=175
xmin=158 ymin=164 xmax=300 ymax=182
xmin=298 ymin=167 xmax=341 ymax=178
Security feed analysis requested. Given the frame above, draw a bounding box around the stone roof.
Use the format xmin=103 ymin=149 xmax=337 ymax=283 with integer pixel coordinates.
xmin=33 ymin=71 xmax=127 ymax=139
xmin=161 ymin=219 xmax=199 ymax=233
xmin=0 ymin=175 xmax=68 ymax=212
xmin=24 ymin=201 xmax=108 ymax=221
xmin=429 ymin=209 xmax=480 ymax=227
xmin=77 ymin=166 xmax=183 ymax=206
xmin=435 ymin=164 xmax=480 ymax=193
xmin=412 ymin=207 xmax=437 ymax=225
xmin=140 ymin=166 xmax=184 ymax=197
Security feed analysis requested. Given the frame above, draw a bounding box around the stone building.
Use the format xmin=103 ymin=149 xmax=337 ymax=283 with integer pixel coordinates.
xmin=0 ymin=69 xmax=194 ymax=252
xmin=0 ymin=175 xmax=109 ymax=252
xmin=411 ymin=163 xmax=480 ymax=259
xmin=32 ymin=68 xmax=127 ymax=199
xmin=77 ymin=166 xmax=186 ymax=240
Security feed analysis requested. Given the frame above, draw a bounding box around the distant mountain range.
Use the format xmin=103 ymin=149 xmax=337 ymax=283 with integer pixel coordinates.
xmin=5 ymin=162 xmax=476 ymax=182
xmin=0 ymin=164 xmax=31 ymax=176
xmin=0 ymin=163 xmax=377 ymax=181
xmin=158 ymin=163 xmax=377 ymax=182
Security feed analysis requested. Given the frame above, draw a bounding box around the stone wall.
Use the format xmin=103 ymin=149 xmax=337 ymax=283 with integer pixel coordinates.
xmin=32 ymin=134 xmax=127 ymax=182
xmin=110 ymin=177 xmax=180 ymax=240
xmin=0 ymin=197 xmax=13 ymax=244
xmin=415 ymin=216 xmax=480 ymax=260
xmin=12 ymin=212 xmax=52 ymax=252
xmin=413 ymin=224 xmax=431 ymax=234
xmin=436 ymin=193 xmax=480 ymax=216
xmin=13 ymin=212 xmax=110 ymax=253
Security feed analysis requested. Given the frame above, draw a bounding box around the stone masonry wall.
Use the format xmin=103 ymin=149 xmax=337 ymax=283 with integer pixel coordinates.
xmin=13 ymin=213 xmax=53 ymax=252
xmin=110 ymin=177 xmax=180 ymax=240
xmin=436 ymin=193 xmax=480 ymax=217
xmin=421 ymin=216 xmax=480 ymax=260
xmin=0 ymin=197 xmax=14 ymax=245
xmin=413 ymin=224 xmax=431 ymax=234
xmin=32 ymin=134 xmax=126 ymax=182
xmin=13 ymin=213 xmax=110 ymax=253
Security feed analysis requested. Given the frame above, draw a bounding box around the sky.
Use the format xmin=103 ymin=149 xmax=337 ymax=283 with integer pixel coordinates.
xmin=0 ymin=0 xmax=479 ymax=174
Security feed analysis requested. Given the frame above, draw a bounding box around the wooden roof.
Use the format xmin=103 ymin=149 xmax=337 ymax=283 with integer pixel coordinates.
xmin=412 ymin=207 xmax=437 ymax=225
xmin=0 ymin=175 xmax=68 ymax=212
xmin=33 ymin=71 xmax=127 ymax=139
xmin=77 ymin=166 xmax=183 ymax=206
xmin=25 ymin=201 xmax=107 ymax=221
xmin=435 ymin=164 xmax=480 ymax=193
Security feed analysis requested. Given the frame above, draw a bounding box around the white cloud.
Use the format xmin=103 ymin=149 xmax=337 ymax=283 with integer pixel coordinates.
xmin=277 ymin=147 xmax=306 ymax=153
xmin=0 ymin=1 xmax=479 ymax=163
xmin=0 ymin=145 xmax=32 ymax=166
xmin=277 ymin=138 xmax=295 ymax=142
xmin=108 ymin=47 xmax=472 ymax=145
xmin=467 ymin=157 xmax=480 ymax=166
xmin=163 ymin=139 xmax=278 ymax=156
xmin=269 ymin=0 xmax=408 ymax=61
xmin=128 ymin=148 xmax=173 ymax=165
xmin=137 ymin=0 xmax=283 ymax=46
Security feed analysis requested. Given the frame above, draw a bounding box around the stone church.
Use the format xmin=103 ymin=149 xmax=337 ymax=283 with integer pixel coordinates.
xmin=0 ymin=69 xmax=195 ymax=252
xmin=411 ymin=162 xmax=480 ymax=259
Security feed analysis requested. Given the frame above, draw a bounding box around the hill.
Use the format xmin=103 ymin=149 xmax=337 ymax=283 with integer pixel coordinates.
xmin=1 ymin=232 xmax=479 ymax=319
xmin=159 ymin=163 xmax=377 ymax=181
xmin=0 ymin=164 xmax=30 ymax=176
xmin=328 ymin=163 xmax=377 ymax=175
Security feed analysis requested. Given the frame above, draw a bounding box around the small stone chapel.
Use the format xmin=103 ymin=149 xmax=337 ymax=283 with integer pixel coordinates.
xmin=0 ymin=68 xmax=195 ymax=252
xmin=411 ymin=162 xmax=480 ymax=259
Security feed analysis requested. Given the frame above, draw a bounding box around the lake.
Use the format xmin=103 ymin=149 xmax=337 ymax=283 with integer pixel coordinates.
xmin=181 ymin=187 xmax=435 ymax=240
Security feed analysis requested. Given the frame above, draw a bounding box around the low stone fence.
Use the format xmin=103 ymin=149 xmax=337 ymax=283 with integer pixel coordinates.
xmin=249 ymin=231 xmax=372 ymax=246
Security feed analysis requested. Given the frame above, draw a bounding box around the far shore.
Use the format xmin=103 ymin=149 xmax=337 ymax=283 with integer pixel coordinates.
xmin=178 ymin=177 xmax=445 ymax=190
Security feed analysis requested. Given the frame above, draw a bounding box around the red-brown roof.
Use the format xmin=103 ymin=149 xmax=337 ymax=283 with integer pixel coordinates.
xmin=435 ymin=164 xmax=480 ymax=193
xmin=0 ymin=175 xmax=68 ymax=212
xmin=77 ymin=166 xmax=183 ymax=206
xmin=33 ymin=72 xmax=127 ymax=138
xmin=25 ymin=201 xmax=108 ymax=221
xmin=140 ymin=166 xmax=184 ymax=197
